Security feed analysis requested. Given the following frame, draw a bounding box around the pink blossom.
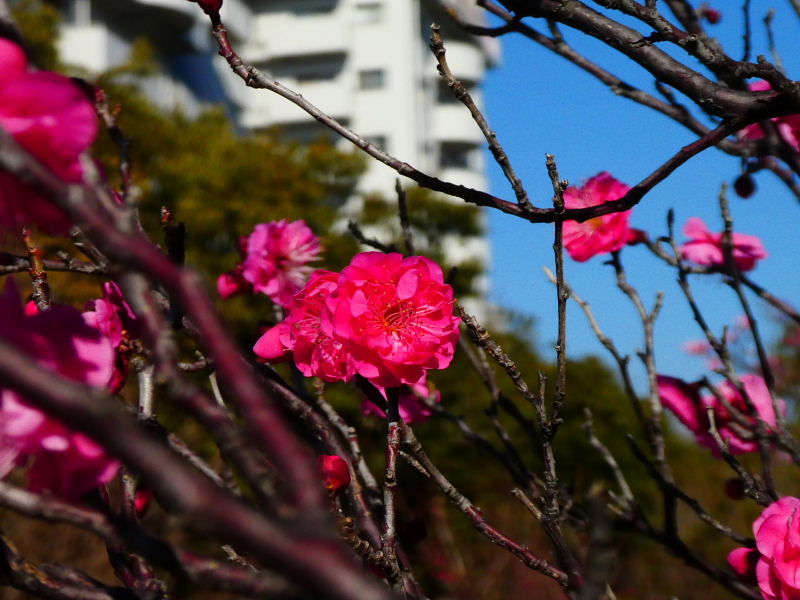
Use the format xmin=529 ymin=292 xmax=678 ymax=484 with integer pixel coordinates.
xmin=318 ymin=455 xmax=350 ymax=495
xmin=728 ymin=497 xmax=800 ymax=599
xmin=84 ymin=282 xmax=140 ymax=392
xmin=0 ymin=40 xmax=98 ymax=234
xmin=740 ymin=81 xmax=800 ymax=152
xmin=225 ymin=220 xmax=321 ymax=307
xmin=325 ymin=252 xmax=460 ymax=388
xmin=562 ymin=172 xmax=635 ymax=262
xmin=253 ymin=270 xmax=355 ymax=382
xmin=657 ymin=374 xmax=783 ymax=457
xmin=683 ymin=339 xmax=712 ymax=356
xmin=0 ymin=280 xmax=118 ymax=500
xmin=680 ymin=217 xmax=767 ymax=272
xmin=362 ymin=375 xmax=441 ymax=424
xmin=216 ymin=268 xmax=251 ymax=299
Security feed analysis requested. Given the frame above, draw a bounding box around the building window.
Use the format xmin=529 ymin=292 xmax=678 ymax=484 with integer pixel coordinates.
xmin=269 ymin=54 xmax=345 ymax=83
xmin=365 ymin=135 xmax=388 ymax=152
xmin=359 ymin=69 xmax=385 ymax=90
xmin=355 ymin=2 xmax=382 ymax=24
xmin=440 ymin=142 xmax=475 ymax=170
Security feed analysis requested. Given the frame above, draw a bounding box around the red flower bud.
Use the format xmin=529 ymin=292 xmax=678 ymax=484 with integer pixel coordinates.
xmin=318 ymin=455 xmax=350 ymax=495
xmin=724 ymin=478 xmax=745 ymax=500
xmin=702 ymin=7 xmax=721 ymax=24
xmin=187 ymin=0 xmax=222 ymax=16
xmin=134 ymin=488 xmax=153 ymax=518
xmin=734 ymin=174 xmax=755 ymax=199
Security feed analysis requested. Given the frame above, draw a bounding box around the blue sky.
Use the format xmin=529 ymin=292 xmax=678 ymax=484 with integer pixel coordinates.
xmin=482 ymin=6 xmax=800 ymax=390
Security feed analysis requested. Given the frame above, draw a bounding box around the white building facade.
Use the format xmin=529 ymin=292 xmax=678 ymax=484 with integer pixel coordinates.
xmin=50 ymin=0 xmax=496 ymax=290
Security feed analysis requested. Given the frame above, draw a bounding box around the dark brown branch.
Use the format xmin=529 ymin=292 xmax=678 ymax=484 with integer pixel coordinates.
xmin=430 ymin=23 xmax=532 ymax=209
xmin=400 ymin=422 xmax=569 ymax=586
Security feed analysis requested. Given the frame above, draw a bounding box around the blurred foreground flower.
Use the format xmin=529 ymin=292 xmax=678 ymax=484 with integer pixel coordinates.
xmin=0 ymin=280 xmax=118 ymax=500
xmin=0 ymin=38 xmax=97 ymax=234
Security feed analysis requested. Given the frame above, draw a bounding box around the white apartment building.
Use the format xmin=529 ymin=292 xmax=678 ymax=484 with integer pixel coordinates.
xmin=49 ymin=0 xmax=497 ymax=291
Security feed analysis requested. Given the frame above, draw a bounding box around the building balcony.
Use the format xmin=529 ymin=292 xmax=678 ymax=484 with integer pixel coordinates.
xmin=219 ymin=0 xmax=253 ymax=42
xmin=59 ymin=24 xmax=129 ymax=73
xmin=239 ymin=80 xmax=352 ymax=129
xmin=437 ymin=167 xmax=487 ymax=194
xmin=243 ymin=14 xmax=347 ymax=62
xmin=431 ymin=104 xmax=484 ymax=144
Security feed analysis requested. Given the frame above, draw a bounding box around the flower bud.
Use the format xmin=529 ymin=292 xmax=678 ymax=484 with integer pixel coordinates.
xmin=186 ymin=0 xmax=222 ymax=16
xmin=701 ymin=7 xmax=721 ymax=24
xmin=318 ymin=455 xmax=350 ymax=495
xmin=724 ymin=478 xmax=745 ymax=500
xmin=134 ymin=488 xmax=153 ymax=518
xmin=734 ymin=174 xmax=755 ymax=199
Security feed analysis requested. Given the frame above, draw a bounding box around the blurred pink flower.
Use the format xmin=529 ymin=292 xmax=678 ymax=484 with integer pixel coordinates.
xmin=0 ymin=39 xmax=98 ymax=235
xmin=362 ymin=375 xmax=441 ymax=424
xmin=326 ymin=252 xmax=460 ymax=388
xmin=0 ymin=279 xmax=118 ymax=500
xmin=683 ymin=339 xmax=712 ymax=356
xmin=680 ymin=217 xmax=767 ymax=272
xmin=729 ymin=497 xmax=800 ymax=599
xmin=562 ymin=172 xmax=635 ymax=262
xmin=84 ymin=282 xmax=140 ymax=392
xmin=216 ymin=267 xmax=251 ymax=299
xmin=225 ymin=220 xmax=321 ymax=307
xmin=657 ymin=374 xmax=783 ymax=457
xmin=740 ymin=81 xmax=800 ymax=152
xmin=254 ymin=270 xmax=355 ymax=382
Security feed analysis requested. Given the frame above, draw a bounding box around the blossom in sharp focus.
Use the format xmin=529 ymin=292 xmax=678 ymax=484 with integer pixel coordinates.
xmin=0 ymin=279 xmax=118 ymax=500
xmin=83 ymin=282 xmax=140 ymax=392
xmin=680 ymin=217 xmax=767 ymax=272
xmin=254 ymin=270 xmax=355 ymax=382
xmin=740 ymin=81 xmax=800 ymax=153
xmin=362 ymin=374 xmax=441 ymax=424
xmin=657 ymin=374 xmax=783 ymax=457
xmin=728 ymin=497 xmax=800 ymax=599
xmin=0 ymin=38 xmax=98 ymax=235
xmin=562 ymin=172 xmax=636 ymax=262
xmin=325 ymin=252 xmax=460 ymax=388
xmin=318 ymin=455 xmax=350 ymax=495
xmin=234 ymin=220 xmax=321 ymax=307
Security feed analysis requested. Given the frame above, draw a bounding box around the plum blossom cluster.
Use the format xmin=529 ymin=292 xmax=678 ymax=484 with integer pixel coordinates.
xmin=255 ymin=252 xmax=460 ymax=390
xmin=562 ymin=172 xmax=644 ymax=262
xmin=0 ymin=38 xmax=97 ymax=234
xmin=679 ymin=217 xmax=767 ymax=272
xmin=0 ymin=281 xmax=120 ymax=500
xmin=657 ymin=374 xmax=783 ymax=456
xmin=729 ymin=497 xmax=800 ymax=600
xmin=217 ymin=219 xmax=321 ymax=308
